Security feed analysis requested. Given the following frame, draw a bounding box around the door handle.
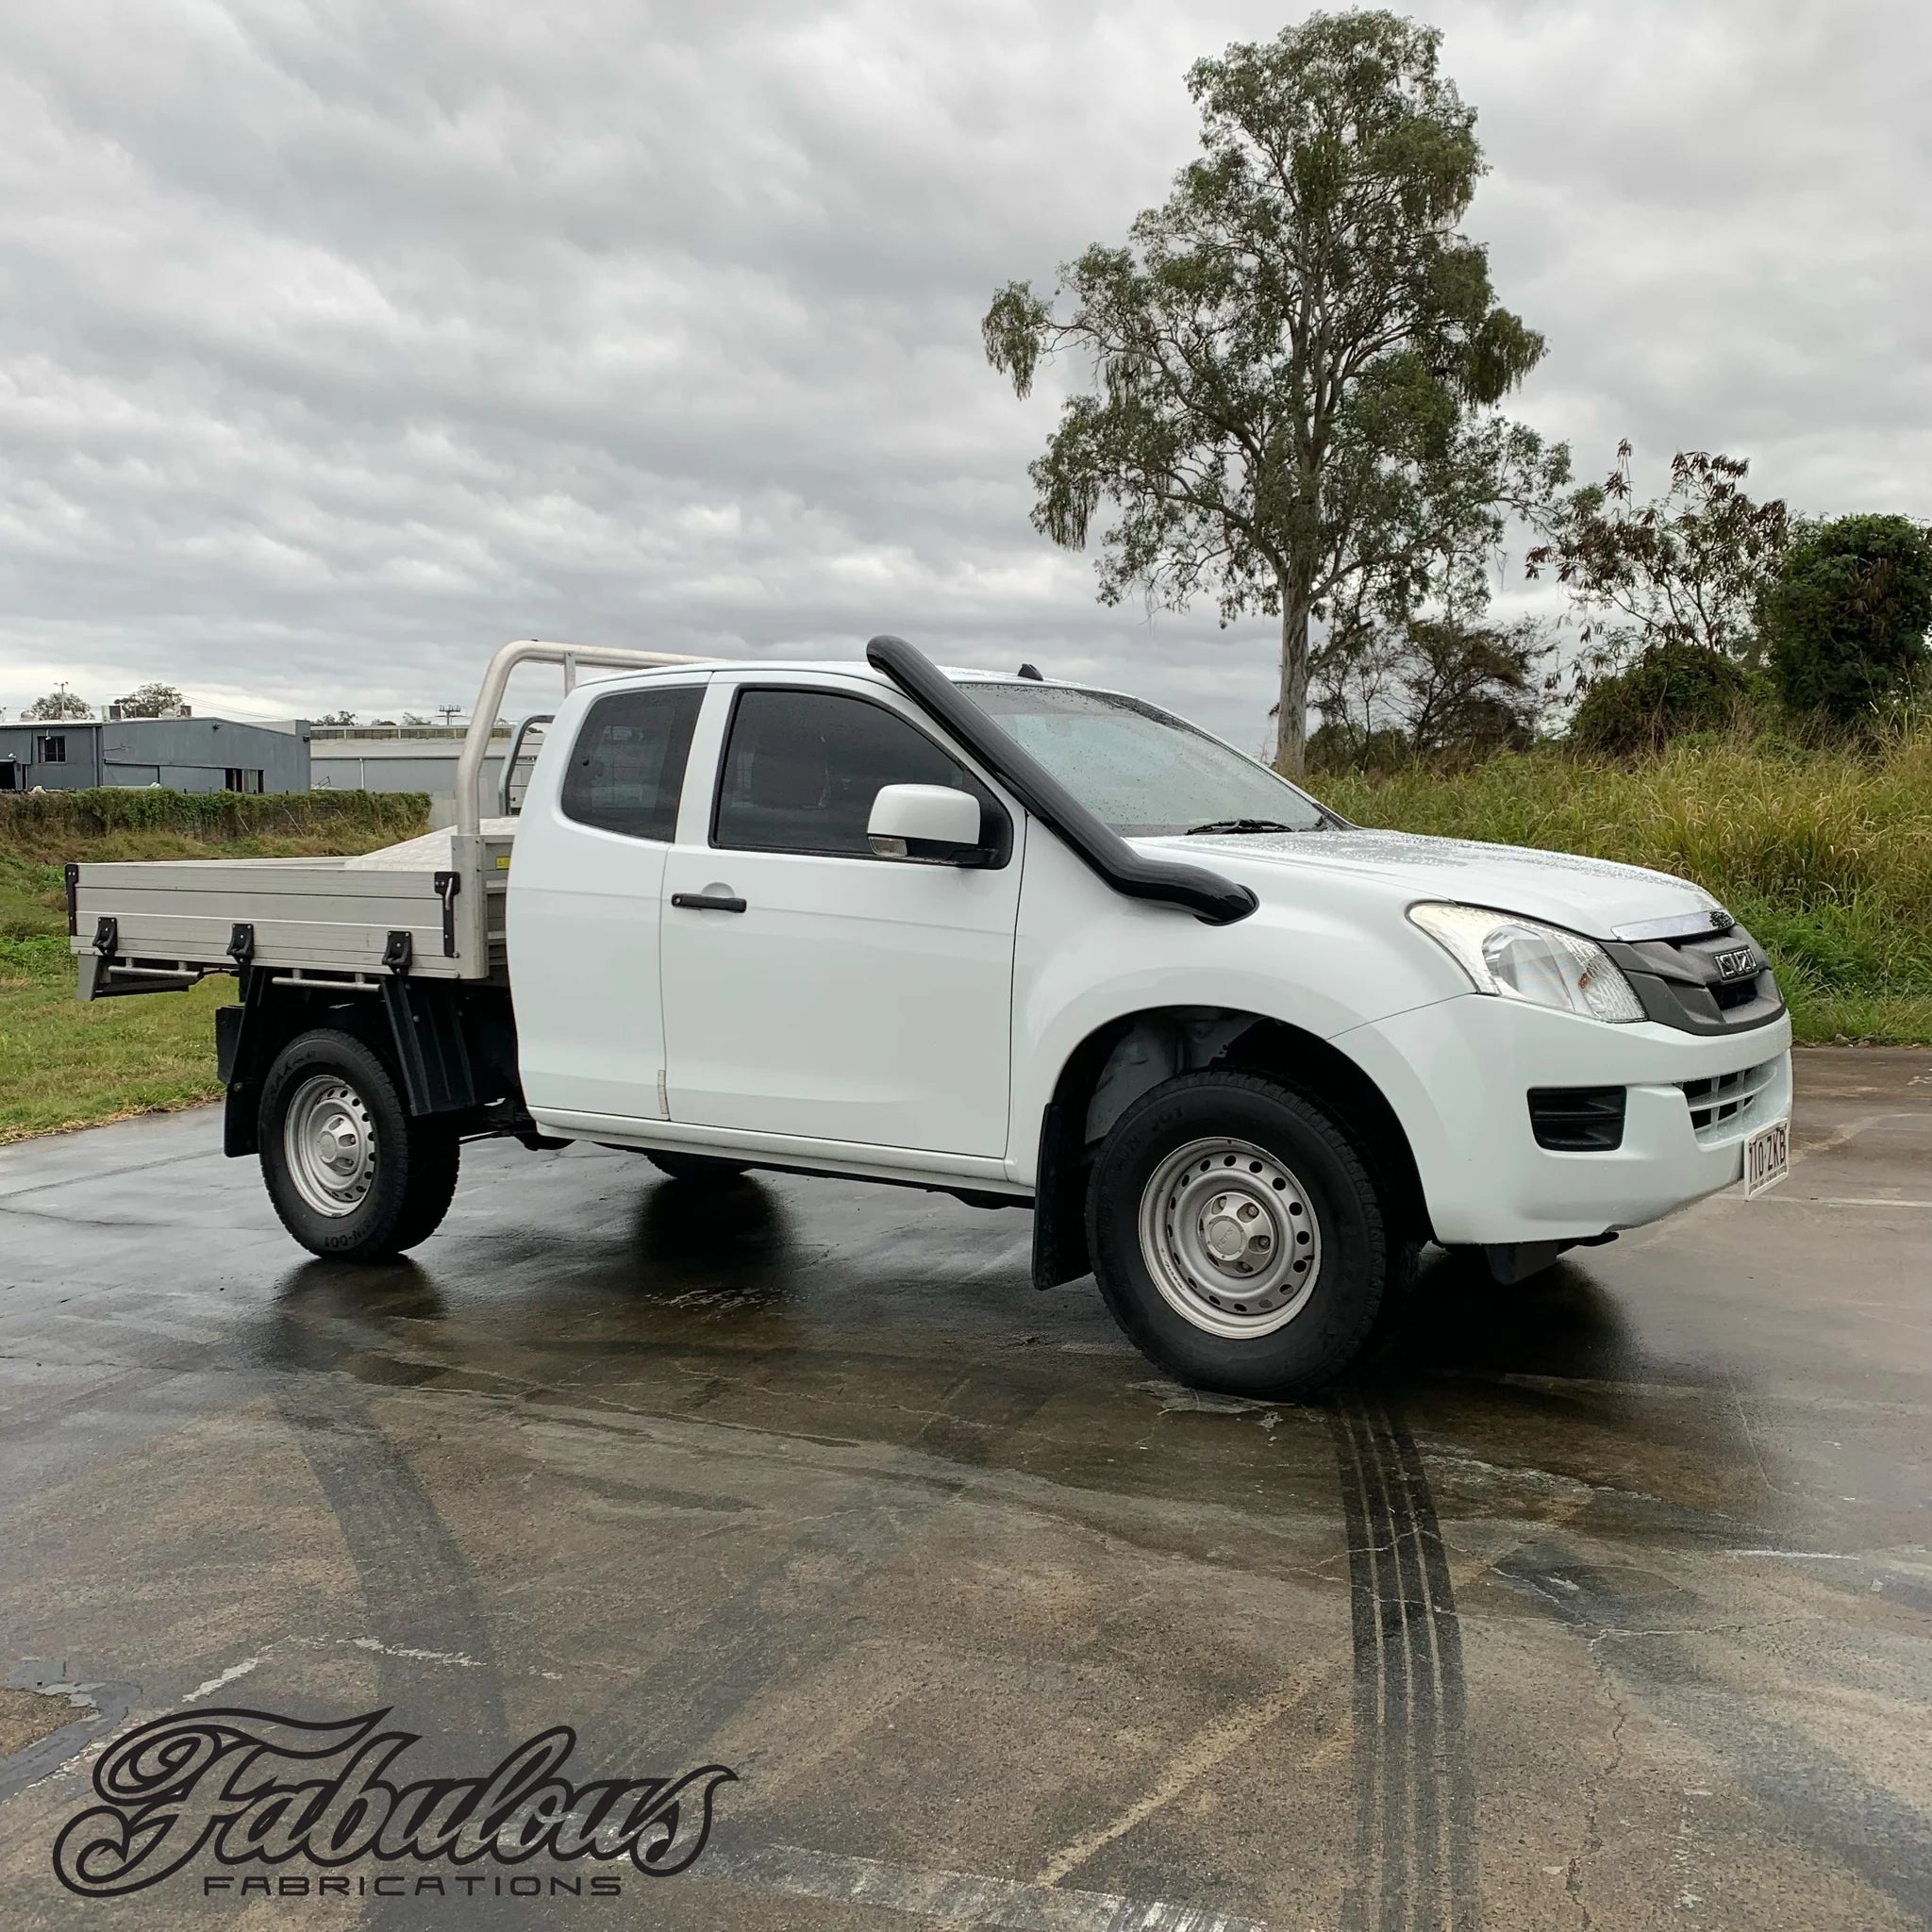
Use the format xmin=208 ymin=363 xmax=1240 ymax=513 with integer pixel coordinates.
xmin=671 ymin=891 xmax=747 ymax=913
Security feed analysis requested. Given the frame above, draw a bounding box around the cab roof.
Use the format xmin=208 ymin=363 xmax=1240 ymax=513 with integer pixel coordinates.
xmin=591 ymin=658 xmax=1081 ymax=689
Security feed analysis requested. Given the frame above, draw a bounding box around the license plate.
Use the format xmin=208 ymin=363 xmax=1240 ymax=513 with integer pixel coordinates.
xmin=1743 ymin=1117 xmax=1790 ymax=1197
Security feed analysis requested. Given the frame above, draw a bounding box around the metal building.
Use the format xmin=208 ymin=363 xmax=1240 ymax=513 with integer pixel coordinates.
xmin=0 ymin=717 xmax=310 ymax=794
xmin=309 ymin=726 xmax=516 ymax=828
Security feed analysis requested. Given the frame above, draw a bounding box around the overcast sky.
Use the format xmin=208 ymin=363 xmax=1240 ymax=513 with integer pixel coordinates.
xmin=1 ymin=0 xmax=1927 ymax=746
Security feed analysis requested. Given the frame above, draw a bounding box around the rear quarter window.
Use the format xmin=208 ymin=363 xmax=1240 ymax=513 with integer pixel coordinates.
xmin=559 ymin=686 xmax=705 ymax=841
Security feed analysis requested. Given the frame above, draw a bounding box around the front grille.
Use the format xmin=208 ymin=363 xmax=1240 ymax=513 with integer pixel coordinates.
xmin=1606 ymin=917 xmax=1785 ymax=1036
xmin=1679 ymin=1060 xmax=1777 ymax=1141
xmin=1528 ymin=1086 xmax=1626 ymax=1151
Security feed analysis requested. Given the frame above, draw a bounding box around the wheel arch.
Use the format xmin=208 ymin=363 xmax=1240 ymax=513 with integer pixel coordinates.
xmin=1029 ymin=1005 xmax=1432 ymax=1290
xmin=219 ymin=972 xmax=523 ymax=1157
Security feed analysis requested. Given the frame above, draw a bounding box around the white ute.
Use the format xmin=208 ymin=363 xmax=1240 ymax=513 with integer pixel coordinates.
xmin=69 ymin=635 xmax=1793 ymax=1397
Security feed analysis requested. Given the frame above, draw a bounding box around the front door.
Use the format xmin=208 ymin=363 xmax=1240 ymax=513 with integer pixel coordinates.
xmin=659 ymin=680 xmax=1021 ymax=1157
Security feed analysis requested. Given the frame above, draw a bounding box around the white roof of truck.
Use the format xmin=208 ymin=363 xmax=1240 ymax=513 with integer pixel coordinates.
xmin=581 ymin=659 xmax=1065 ymax=687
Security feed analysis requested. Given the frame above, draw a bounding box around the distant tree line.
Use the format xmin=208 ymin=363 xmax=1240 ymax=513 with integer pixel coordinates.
xmin=1527 ymin=446 xmax=1932 ymax=759
xmin=15 ymin=680 xmax=184 ymax=722
xmin=1316 ymin=441 xmax=1932 ymax=769
xmin=11 ymin=692 xmax=445 ymax=729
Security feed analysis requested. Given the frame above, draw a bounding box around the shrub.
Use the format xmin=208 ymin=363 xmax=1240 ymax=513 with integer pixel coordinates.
xmin=1567 ymin=643 xmax=1764 ymax=756
xmin=1306 ymin=723 xmax=1415 ymax=776
xmin=1765 ymin=513 xmax=1932 ymax=724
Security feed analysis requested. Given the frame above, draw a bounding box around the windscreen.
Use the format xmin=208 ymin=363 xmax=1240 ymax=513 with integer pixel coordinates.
xmin=964 ymin=683 xmax=1327 ymax=836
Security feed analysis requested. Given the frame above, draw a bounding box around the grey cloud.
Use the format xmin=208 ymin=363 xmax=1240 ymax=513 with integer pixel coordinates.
xmin=0 ymin=0 xmax=1926 ymax=747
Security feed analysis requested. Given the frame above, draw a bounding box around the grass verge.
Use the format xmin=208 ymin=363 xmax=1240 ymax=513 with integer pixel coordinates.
xmin=0 ymin=937 xmax=232 ymax=1142
xmin=1 ymin=791 xmax=427 ymax=1142
xmin=1316 ymin=731 xmax=1932 ymax=1044
xmin=7 ymin=737 xmax=1927 ymax=1145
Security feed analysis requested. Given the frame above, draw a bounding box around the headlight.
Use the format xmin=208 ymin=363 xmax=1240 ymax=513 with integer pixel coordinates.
xmin=1407 ymin=902 xmax=1645 ymax=1024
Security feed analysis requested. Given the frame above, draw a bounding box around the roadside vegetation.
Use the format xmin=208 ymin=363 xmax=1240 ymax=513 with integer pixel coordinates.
xmin=1316 ymin=727 xmax=1932 ymax=1045
xmin=978 ymin=10 xmax=1932 ymax=1042
xmin=1298 ymin=470 xmax=1932 ymax=1046
xmin=0 ymin=790 xmax=426 ymax=1141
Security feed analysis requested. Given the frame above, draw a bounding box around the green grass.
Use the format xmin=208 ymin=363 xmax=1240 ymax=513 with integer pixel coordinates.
xmin=0 ymin=936 xmax=233 ymax=1141
xmin=0 ymin=791 xmax=428 ymax=1141
xmin=0 ymin=854 xmax=65 ymax=941
xmin=1314 ymin=730 xmax=1932 ymax=1043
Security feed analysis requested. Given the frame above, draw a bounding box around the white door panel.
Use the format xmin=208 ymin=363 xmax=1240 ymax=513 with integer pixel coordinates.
xmin=658 ymin=676 xmax=1023 ymax=1158
xmin=659 ymin=848 xmax=1019 ymax=1152
xmin=512 ymin=841 xmax=671 ymax=1116
xmin=508 ymin=678 xmax=708 ymax=1119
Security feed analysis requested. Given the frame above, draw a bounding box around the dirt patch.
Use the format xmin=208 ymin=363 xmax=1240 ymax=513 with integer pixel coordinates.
xmin=0 ymin=1686 xmax=80 ymax=1757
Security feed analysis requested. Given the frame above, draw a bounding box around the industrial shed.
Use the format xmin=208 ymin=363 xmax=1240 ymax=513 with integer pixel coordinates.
xmin=309 ymin=729 xmax=513 ymax=827
xmin=0 ymin=717 xmax=310 ymax=794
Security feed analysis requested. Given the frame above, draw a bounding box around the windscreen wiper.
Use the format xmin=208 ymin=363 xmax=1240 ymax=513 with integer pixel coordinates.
xmin=1183 ymin=818 xmax=1297 ymax=836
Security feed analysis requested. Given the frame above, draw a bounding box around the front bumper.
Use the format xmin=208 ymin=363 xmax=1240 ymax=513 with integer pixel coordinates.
xmin=1336 ymin=994 xmax=1793 ymax=1245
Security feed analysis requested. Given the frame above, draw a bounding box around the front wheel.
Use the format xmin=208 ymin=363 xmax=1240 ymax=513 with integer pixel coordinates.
xmin=258 ymin=1029 xmax=459 ymax=1259
xmin=1087 ymin=1072 xmax=1403 ymax=1400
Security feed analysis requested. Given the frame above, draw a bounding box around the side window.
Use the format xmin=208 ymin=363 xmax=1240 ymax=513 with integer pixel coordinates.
xmin=713 ymin=689 xmax=992 ymax=858
xmin=559 ymin=686 xmax=704 ymax=841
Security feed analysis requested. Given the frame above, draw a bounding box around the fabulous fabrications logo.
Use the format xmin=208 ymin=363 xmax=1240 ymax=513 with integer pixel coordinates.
xmin=51 ymin=1707 xmax=736 ymax=1900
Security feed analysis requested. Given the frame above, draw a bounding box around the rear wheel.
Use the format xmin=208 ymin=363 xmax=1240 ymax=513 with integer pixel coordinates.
xmin=258 ymin=1029 xmax=459 ymax=1259
xmin=1087 ymin=1072 xmax=1400 ymax=1399
xmin=646 ymin=1151 xmax=751 ymax=1184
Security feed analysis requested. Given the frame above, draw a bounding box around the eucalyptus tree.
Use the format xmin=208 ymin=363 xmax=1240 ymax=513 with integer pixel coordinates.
xmin=983 ymin=10 xmax=1548 ymax=773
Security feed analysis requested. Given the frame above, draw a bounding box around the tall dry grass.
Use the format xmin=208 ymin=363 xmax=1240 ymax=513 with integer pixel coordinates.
xmin=0 ymin=786 xmax=427 ymax=858
xmin=1313 ymin=727 xmax=1932 ymax=1042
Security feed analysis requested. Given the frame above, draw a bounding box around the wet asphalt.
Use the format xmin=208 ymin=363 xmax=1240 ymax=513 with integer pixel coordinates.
xmin=0 ymin=1047 xmax=1928 ymax=1932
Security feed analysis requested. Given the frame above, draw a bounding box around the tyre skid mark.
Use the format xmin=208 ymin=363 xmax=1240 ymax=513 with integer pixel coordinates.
xmin=1332 ymin=1398 xmax=1477 ymax=1932
xmin=270 ymin=1347 xmax=513 ymax=1926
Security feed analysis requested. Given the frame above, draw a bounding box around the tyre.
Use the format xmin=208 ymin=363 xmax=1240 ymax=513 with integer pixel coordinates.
xmin=258 ymin=1029 xmax=460 ymax=1260
xmin=646 ymin=1152 xmax=751 ymax=1184
xmin=1086 ymin=1071 xmax=1402 ymax=1400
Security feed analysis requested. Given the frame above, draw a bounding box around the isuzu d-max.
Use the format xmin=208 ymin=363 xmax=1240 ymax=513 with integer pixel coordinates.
xmin=69 ymin=635 xmax=1791 ymax=1396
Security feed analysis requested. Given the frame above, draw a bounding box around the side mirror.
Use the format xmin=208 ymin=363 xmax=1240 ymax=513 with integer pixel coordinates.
xmin=867 ymin=784 xmax=986 ymax=864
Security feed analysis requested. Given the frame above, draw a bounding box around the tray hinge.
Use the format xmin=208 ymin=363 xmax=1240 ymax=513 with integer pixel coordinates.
xmin=434 ymin=871 xmax=461 ymax=957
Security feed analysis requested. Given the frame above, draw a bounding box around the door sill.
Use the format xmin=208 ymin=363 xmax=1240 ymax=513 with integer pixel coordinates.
xmin=527 ymin=1108 xmax=1024 ymax=1192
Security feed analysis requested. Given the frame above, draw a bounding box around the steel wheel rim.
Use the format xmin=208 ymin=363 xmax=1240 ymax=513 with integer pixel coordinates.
xmin=1137 ymin=1136 xmax=1322 ymax=1340
xmin=283 ymin=1074 xmax=377 ymax=1218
